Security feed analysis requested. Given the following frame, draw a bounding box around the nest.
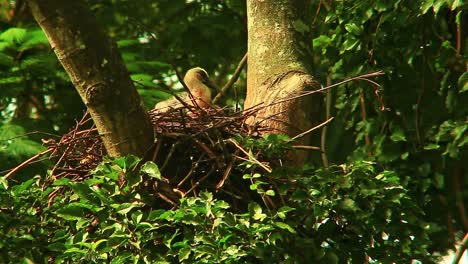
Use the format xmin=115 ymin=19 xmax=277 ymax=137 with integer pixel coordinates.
xmin=4 ymin=71 xmax=383 ymax=210
xmin=34 ymin=103 xmax=284 ymax=209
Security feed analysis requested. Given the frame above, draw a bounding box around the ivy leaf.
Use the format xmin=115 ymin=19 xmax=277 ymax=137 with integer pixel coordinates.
xmin=248 ymin=202 xmax=266 ymax=221
xmin=178 ymin=247 xmax=191 ymax=261
xmin=424 ymin=144 xmax=440 ymax=150
xmin=56 ymin=204 xmax=88 ymax=220
xmin=344 ymin=23 xmax=362 ymax=35
xmin=451 ymin=0 xmax=464 ymax=10
xmin=420 ymin=0 xmax=434 ymax=14
xmin=70 ymin=182 xmax=94 ymax=201
xmin=140 ymin=161 xmax=161 ymax=180
xmin=342 ymin=36 xmax=359 ymax=51
xmin=313 ymin=35 xmax=332 ymax=49
xmin=390 ymin=128 xmax=407 ymax=142
xmin=274 ymin=222 xmax=296 ymax=233
xmin=292 ymin=19 xmax=309 ymax=33
xmin=458 ymin=72 xmax=468 ymax=93
xmin=340 ymin=198 xmax=358 ymax=212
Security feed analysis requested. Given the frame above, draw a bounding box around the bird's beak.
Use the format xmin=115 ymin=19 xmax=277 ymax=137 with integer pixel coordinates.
xmin=202 ymin=78 xmax=219 ymax=91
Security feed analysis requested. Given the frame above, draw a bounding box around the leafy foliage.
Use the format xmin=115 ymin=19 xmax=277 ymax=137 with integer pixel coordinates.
xmin=0 ymin=153 xmax=433 ymax=263
xmin=310 ymin=0 xmax=467 ymax=254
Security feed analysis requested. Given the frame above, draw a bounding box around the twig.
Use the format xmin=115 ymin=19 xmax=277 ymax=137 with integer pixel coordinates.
xmin=228 ymin=139 xmax=272 ymax=173
xmin=185 ymin=166 xmax=216 ymax=195
xmin=216 ymin=150 xmax=239 ymax=189
xmin=453 ymin=164 xmax=468 ymax=230
xmin=241 ymin=71 xmax=385 ymax=117
xmin=452 ymin=232 xmax=468 ymax=264
xmin=193 ymin=138 xmax=218 ymax=164
xmin=160 ymin=141 xmax=180 ymax=172
xmin=152 ymin=137 xmax=162 ymax=162
xmin=455 ymin=9 xmax=461 ymax=57
xmin=0 ymin=131 xmax=60 ymax=142
xmin=321 ymin=76 xmax=332 ymax=167
xmin=177 ymin=156 xmax=204 ymax=188
xmin=293 ymin=145 xmax=322 ymax=151
xmin=213 ymin=52 xmax=248 ymax=103
xmin=3 ymin=148 xmax=53 ymax=179
xmin=359 ymin=91 xmax=372 ymax=157
xmin=172 ymin=65 xmax=201 ymax=110
xmin=291 ymin=117 xmax=334 ymax=141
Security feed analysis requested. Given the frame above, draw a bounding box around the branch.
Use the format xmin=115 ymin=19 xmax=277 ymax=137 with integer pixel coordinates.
xmin=452 ymin=232 xmax=468 ymax=264
xmin=241 ymin=71 xmax=385 ymax=115
xmin=3 ymin=148 xmax=53 ymax=179
xmin=291 ymin=117 xmax=334 ymax=141
xmin=212 ymin=53 xmax=247 ymax=103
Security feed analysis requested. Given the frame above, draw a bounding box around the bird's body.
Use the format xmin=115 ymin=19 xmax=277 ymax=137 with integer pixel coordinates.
xmin=155 ymin=67 xmax=215 ymax=111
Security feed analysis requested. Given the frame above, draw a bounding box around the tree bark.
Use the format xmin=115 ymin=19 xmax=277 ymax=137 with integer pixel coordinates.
xmin=27 ymin=0 xmax=154 ymax=157
xmin=245 ymin=0 xmax=322 ymax=163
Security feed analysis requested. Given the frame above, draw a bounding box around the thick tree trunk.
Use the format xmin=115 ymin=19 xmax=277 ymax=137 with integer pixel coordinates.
xmin=27 ymin=0 xmax=154 ymax=157
xmin=245 ymin=0 xmax=321 ymax=163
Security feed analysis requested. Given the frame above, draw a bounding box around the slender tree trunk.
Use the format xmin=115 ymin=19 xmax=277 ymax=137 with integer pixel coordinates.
xmin=27 ymin=0 xmax=154 ymax=157
xmin=245 ymin=0 xmax=322 ymax=163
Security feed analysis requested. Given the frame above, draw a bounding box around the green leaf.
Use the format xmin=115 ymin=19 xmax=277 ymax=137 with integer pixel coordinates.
xmin=292 ymin=19 xmax=309 ymax=34
xmin=433 ymin=0 xmax=449 ymax=14
xmin=0 ymin=177 xmax=8 ymax=190
xmin=140 ymin=161 xmax=161 ymax=180
xmin=91 ymin=239 xmax=108 ymax=251
xmin=340 ymin=198 xmax=358 ymax=212
xmin=113 ymin=155 xmax=141 ymax=171
xmin=132 ymin=211 xmax=143 ymax=224
xmin=458 ymin=72 xmax=468 ymax=93
xmin=420 ymin=0 xmax=434 ymax=14
xmin=278 ymin=206 xmax=295 ymax=214
xmin=313 ymin=35 xmax=332 ymax=48
xmin=200 ymin=191 xmax=213 ymax=202
xmin=390 ymin=128 xmax=406 ymax=142
xmin=274 ymin=222 xmax=296 ymax=233
xmin=56 ymin=204 xmax=88 ymax=220
xmin=117 ymin=39 xmax=139 ymax=48
xmin=19 ymin=29 xmax=49 ymax=50
xmin=242 ymin=174 xmax=252 ymax=179
xmin=451 ymin=0 xmax=464 ymax=10
xmin=424 ymin=144 xmax=440 ymax=150
xmin=52 ymin=178 xmax=71 ymax=186
xmin=114 ymin=202 xmax=142 ymax=215
xmin=342 ymin=37 xmax=359 ymax=51
xmin=248 ymin=202 xmax=266 ymax=221
xmin=344 ymin=23 xmax=363 ymax=35
xmin=178 ymin=247 xmax=191 ymax=261
xmin=70 ymin=182 xmax=94 ymax=201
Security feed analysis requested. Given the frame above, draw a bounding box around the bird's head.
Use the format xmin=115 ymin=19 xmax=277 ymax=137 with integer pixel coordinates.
xmin=184 ymin=67 xmax=217 ymax=93
xmin=183 ymin=67 xmax=218 ymax=104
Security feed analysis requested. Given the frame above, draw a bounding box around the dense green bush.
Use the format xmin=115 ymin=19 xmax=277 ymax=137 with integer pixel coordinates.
xmin=0 ymin=149 xmax=432 ymax=263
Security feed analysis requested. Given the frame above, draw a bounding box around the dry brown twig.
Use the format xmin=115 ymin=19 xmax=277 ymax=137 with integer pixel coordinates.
xmin=213 ymin=52 xmax=248 ymax=103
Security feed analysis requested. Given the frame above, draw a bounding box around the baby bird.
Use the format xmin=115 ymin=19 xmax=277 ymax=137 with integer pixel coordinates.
xmin=155 ymin=67 xmax=217 ymax=111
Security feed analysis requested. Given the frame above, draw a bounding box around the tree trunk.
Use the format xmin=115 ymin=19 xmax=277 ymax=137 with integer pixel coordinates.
xmin=27 ymin=0 xmax=154 ymax=157
xmin=245 ymin=0 xmax=322 ymax=163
